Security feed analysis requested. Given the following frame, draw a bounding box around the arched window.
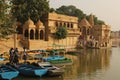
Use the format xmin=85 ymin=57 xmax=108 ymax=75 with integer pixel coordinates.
xmin=60 ymin=22 xmax=62 ymax=27
xmin=35 ymin=29 xmax=39 ymax=39
xmin=71 ymin=23 xmax=73 ymax=28
xmin=64 ymin=23 xmax=66 ymax=27
xmin=55 ymin=22 xmax=58 ymax=27
xmin=67 ymin=23 xmax=69 ymax=28
xmin=87 ymin=28 xmax=90 ymax=35
xmin=83 ymin=27 xmax=86 ymax=35
xmin=30 ymin=29 xmax=34 ymax=39
xmin=24 ymin=29 xmax=28 ymax=39
xmin=40 ymin=30 xmax=44 ymax=40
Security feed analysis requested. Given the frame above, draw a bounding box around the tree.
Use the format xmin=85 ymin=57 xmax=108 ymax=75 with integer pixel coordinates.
xmin=55 ymin=5 xmax=86 ymax=22
xmin=86 ymin=15 xmax=105 ymax=25
xmin=0 ymin=0 xmax=15 ymax=39
xmin=53 ymin=26 xmax=68 ymax=40
xmin=94 ymin=18 xmax=105 ymax=25
xmin=11 ymin=0 xmax=49 ymax=24
xmin=55 ymin=5 xmax=105 ymax=25
xmin=50 ymin=8 xmax=56 ymax=13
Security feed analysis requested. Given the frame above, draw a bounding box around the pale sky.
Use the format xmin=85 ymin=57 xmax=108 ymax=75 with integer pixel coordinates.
xmin=49 ymin=0 xmax=120 ymax=31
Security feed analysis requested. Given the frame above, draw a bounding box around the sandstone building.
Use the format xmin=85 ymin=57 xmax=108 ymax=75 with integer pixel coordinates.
xmin=0 ymin=13 xmax=111 ymax=53
xmin=78 ymin=15 xmax=111 ymax=48
xmin=18 ymin=12 xmax=80 ymax=50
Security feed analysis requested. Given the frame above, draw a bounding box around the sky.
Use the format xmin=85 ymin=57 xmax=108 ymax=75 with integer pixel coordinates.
xmin=49 ymin=0 xmax=120 ymax=31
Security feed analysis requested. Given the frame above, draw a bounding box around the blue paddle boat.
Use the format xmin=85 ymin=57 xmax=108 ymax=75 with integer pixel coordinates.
xmin=0 ymin=57 xmax=4 ymax=61
xmin=43 ymin=55 xmax=65 ymax=61
xmin=0 ymin=55 xmax=5 ymax=61
xmin=16 ymin=64 xmax=47 ymax=77
xmin=0 ymin=65 xmax=19 ymax=80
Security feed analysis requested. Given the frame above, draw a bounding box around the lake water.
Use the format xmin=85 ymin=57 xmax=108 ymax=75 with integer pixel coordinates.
xmin=13 ymin=47 xmax=120 ymax=80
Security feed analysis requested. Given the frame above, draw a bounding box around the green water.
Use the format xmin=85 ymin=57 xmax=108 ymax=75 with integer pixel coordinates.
xmin=13 ymin=47 xmax=120 ymax=80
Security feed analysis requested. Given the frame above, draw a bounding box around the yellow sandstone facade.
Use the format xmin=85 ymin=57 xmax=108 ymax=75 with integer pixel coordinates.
xmin=0 ymin=13 xmax=111 ymax=52
xmin=78 ymin=15 xmax=111 ymax=48
xmin=19 ymin=12 xmax=80 ymax=50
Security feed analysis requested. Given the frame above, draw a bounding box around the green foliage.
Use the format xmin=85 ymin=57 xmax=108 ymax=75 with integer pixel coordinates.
xmin=53 ymin=26 xmax=68 ymax=39
xmin=54 ymin=5 xmax=105 ymax=25
xmin=86 ymin=15 xmax=105 ymax=25
xmin=50 ymin=8 xmax=55 ymax=13
xmin=94 ymin=18 xmax=105 ymax=25
xmin=55 ymin=5 xmax=86 ymax=22
xmin=0 ymin=0 xmax=15 ymax=39
xmin=11 ymin=0 xmax=49 ymax=23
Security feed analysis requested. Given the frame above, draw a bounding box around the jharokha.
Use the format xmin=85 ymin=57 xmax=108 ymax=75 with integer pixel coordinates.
xmin=0 ymin=12 xmax=111 ymax=52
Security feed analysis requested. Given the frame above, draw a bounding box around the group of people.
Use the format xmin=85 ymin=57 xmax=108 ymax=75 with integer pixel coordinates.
xmin=9 ymin=47 xmax=27 ymax=65
xmin=9 ymin=48 xmax=19 ymax=64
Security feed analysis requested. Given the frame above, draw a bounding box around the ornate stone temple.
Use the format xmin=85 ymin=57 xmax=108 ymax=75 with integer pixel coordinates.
xmin=17 ymin=12 xmax=80 ymax=50
xmin=78 ymin=14 xmax=111 ymax=48
xmin=0 ymin=13 xmax=111 ymax=52
xmin=19 ymin=18 xmax=46 ymax=49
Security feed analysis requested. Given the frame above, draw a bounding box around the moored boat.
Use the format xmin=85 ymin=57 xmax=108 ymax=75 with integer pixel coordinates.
xmin=47 ymin=58 xmax=73 ymax=68
xmin=0 ymin=57 xmax=5 ymax=61
xmin=0 ymin=65 xmax=19 ymax=80
xmin=15 ymin=64 xmax=47 ymax=77
xmin=49 ymin=58 xmax=73 ymax=64
xmin=38 ymin=62 xmax=64 ymax=76
xmin=43 ymin=55 xmax=65 ymax=61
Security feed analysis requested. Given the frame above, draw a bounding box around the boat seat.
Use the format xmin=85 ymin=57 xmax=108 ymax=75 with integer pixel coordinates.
xmin=25 ymin=68 xmax=32 ymax=70
xmin=19 ymin=67 xmax=27 ymax=69
xmin=0 ymin=68 xmax=11 ymax=72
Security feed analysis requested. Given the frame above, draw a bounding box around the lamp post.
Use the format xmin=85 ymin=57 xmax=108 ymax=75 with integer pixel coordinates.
xmin=14 ymin=26 xmax=17 ymax=49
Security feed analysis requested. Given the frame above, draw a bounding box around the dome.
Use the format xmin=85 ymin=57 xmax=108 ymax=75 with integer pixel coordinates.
xmin=25 ymin=18 xmax=34 ymax=25
xmin=36 ymin=20 xmax=44 ymax=29
xmin=23 ymin=18 xmax=36 ymax=29
xmin=79 ymin=18 xmax=91 ymax=28
xmin=36 ymin=20 xmax=43 ymax=26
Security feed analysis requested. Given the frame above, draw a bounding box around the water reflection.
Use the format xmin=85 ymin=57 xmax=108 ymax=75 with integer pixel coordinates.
xmin=64 ymin=49 xmax=112 ymax=80
xmin=13 ymin=76 xmax=64 ymax=80
xmin=13 ymin=49 xmax=112 ymax=80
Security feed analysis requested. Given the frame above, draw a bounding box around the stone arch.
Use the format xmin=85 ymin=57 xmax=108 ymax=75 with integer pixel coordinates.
xmin=71 ymin=23 xmax=73 ymax=28
xmin=35 ymin=29 xmax=39 ymax=39
xmin=67 ymin=23 xmax=70 ymax=28
xmin=24 ymin=29 xmax=29 ymax=39
xmin=55 ymin=21 xmax=58 ymax=27
xmin=30 ymin=29 xmax=34 ymax=39
xmin=87 ymin=28 xmax=90 ymax=35
xmin=60 ymin=22 xmax=62 ymax=27
xmin=40 ymin=30 xmax=44 ymax=40
xmin=64 ymin=22 xmax=66 ymax=27
xmin=83 ymin=26 xmax=86 ymax=35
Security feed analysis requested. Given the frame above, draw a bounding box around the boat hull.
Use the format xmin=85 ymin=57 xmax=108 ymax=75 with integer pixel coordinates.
xmin=18 ymin=64 xmax=47 ymax=77
xmin=43 ymin=55 xmax=65 ymax=61
xmin=0 ymin=65 xmax=19 ymax=80
xmin=47 ymin=69 xmax=64 ymax=76
xmin=38 ymin=62 xmax=64 ymax=76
